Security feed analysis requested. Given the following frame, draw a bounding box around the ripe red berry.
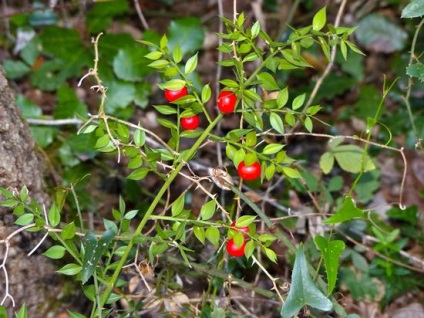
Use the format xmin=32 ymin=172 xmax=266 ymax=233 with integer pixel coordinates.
xmin=164 ymin=86 xmax=188 ymax=102
xmin=217 ymin=90 xmax=237 ymax=113
xmin=226 ymin=238 xmax=246 ymax=258
xmin=237 ymin=161 xmax=261 ymax=181
xmin=181 ymin=115 xmax=200 ymax=130
xmin=230 ymin=221 xmax=249 ymax=237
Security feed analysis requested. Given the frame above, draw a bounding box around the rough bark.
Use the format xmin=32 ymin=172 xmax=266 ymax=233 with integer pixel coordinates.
xmin=0 ymin=66 xmax=77 ymax=316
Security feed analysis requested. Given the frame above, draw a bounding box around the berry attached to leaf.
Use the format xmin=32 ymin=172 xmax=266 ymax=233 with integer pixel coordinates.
xmin=181 ymin=115 xmax=200 ymax=130
xmin=237 ymin=161 xmax=261 ymax=181
xmin=217 ymin=90 xmax=237 ymax=113
xmin=165 ymin=86 xmax=188 ymax=102
xmin=226 ymin=238 xmax=246 ymax=258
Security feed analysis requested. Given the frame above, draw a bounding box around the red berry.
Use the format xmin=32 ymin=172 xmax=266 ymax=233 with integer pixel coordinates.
xmin=164 ymin=86 xmax=188 ymax=102
xmin=237 ymin=161 xmax=261 ymax=181
xmin=217 ymin=90 xmax=237 ymax=113
xmin=226 ymin=238 xmax=246 ymax=258
xmin=230 ymin=221 xmax=249 ymax=237
xmin=181 ymin=115 xmax=200 ymax=130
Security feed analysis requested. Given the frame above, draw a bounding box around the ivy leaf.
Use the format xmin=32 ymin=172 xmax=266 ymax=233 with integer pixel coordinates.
xmin=406 ymin=64 xmax=424 ymax=82
xmin=323 ymin=196 xmax=365 ymax=224
xmin=113 ymin=47 xmax=151 ymax=81
xmin=315 ymin=236 xmax=345 ymax=294
xmin=81 ymin=230 xmax=115 ymax=284
xmin=401 ymin=0 xmax=424 ymax=18
xmin=356 ymin=14 xmax=407 ymax=53
xmin=280 ymin=245 xmax=333 ymax=318
xmin=331 ymin=144 xmax=375 ymax=173
xmin=168 ymin=18 xmax=205 ymax=55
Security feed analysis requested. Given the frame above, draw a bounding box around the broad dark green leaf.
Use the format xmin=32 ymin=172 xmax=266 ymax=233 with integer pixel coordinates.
xmin=168 ymin=18 xmax=205 ymax=56
xmin=280 ymin=245 xmax=333 ymax=317
xmin=323 ymin=196 xmax=365 ymax=224
xmin=113 ymin=46 xmax=151 ymax=81
xmin=356 ymin=14 xmax=407 ymax=53
xmin=81 ymin=230 xmax=115 ymax=284
xmin=401 ymin=0 xmax=424 ymax=18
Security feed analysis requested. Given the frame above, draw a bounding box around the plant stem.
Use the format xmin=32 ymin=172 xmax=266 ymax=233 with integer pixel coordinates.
xmin=99 ymin=113 xmax=223 ymax=307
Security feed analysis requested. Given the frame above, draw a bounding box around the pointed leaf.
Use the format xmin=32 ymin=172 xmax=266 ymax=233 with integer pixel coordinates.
xmin=315 ymin=236 xmax=345 ymax=294
xmin=280 ymin=245 xmax=333 ymax=317
xmin=323 ymin=196 xmax=365 ymax=224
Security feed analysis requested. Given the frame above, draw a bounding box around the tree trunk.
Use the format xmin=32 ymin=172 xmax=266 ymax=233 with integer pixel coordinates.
xmin=0 ymin=66 xmax=79 ymax=316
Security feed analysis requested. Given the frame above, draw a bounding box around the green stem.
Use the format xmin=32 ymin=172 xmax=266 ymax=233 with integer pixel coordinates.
xmin=99 ymin=113 xmax=223 ymax=307
xmin=403 ymin=17 xmax=424 ymax=140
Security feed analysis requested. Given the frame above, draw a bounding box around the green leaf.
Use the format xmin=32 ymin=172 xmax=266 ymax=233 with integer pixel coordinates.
xmin=113 ymin=47 xmax=151 ymax=81
xmin=124 ymin=210 xmax=139 ymax=220
xmin=251 ymin=21 xmax=261 ymax=38
xmin=205 ymin=227 xmax=220 ymax=247
xmin=62 ymin=222 xmax=76 ymax=240
xmin=280 ymin=245 xmax=333 ymax=317
xmin=276 ymin=88 xmax=289 ymax=108
xmin=262 ymin=143 xmax=285 ymax=155
xmin=43 ymin=245 xmax=66 ymax=260
xmin=332 ymin=144 xmax=375 ymax=173
xmin=292 ymin=94 xmax=306 ymax=110
xmin=15 ymin=304 xmax=28 ymax=318
xmin=168 ymin=18 xmax=205 ymax=56
xmin=406 ymin=64 xmax=424 ymax=82
xmin=236 ymin=215 xmax=256 ymax=227
xmin=159 ymin=79 xmax=186 ymax=91
xmin=264 ymin=247 xmax=277 ymax=263
xmin=319 ymin=152 xmax=335 ymax=174
xmin=257 ymin=72 xmax=279 ymax=90
xmin=200 ymin=200 xmax=217 ymax=221
xmin=185 ymin=53 xmax=198 ymax=74
xmin=173 ymin=44 xmax=183 ymax=63
xmin=104 ymin=80 xmax=136 ymax=112
xmin=134 ymin=128 xmax=146 ymax=147
xmin=15 ymin=213 xmax=34 ymax=226
xmin=315 ymin=236 xmax=345 ymax=294
xmin=154 ymin=105 xmax=178 ymax=115
xmin=304 ymin=116 xmax=313 ymax=133
xmin=269 ymin=113 xmax=285 ymax=134
xmin=201 ymin=84 xmax=211 ymax=103
xmin=401 ymin=0 xmax=424 ymax=18
xmin=54 ymin=84 xmax=88 ymax=119
xmin=81 ymin=230 xmax=115 ymax=284
xmin=48 ymin=203 xmax=60 ymax=227
xmin=148 ymin=59 xmax=169 ymax=69
xmin=2 ymin=60 xmax=30 ymax=79
xmin=171 ymin=195 xmax=185 ymax=217
xmin=193 ymin=226 xmax=206 ymax=244
xmin=127 ymin=168 xmax=149 ymax=180
xmin=313 ymin=7 xmax=327 ymax=31
xmin=145 ymin=51 xmax=162 ymax=60
xmin=57 ymin=263 xmax=82 ymax=276
xmin=356 ymin=14 xmax=407 ymax=53
xmin=323 ymin=196 xmax=365 ymax=224
xmin=282 ymin=167 xmax=301 ymax=178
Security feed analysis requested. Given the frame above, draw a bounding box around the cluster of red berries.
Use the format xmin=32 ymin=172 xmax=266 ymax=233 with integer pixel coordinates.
xmin=226 ymin=221 xmax=249 ymax=257
xmin=164 ymin=87 xmax=262 ymax=257
xmin=164 ymin=87 xmax=240 ymax=130
xmin=165 ymin=87 xmax=262 ymax=181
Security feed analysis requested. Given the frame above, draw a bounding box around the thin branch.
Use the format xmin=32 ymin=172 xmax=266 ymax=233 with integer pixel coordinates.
xmin=303 ymin=0 xmax=348 ymax=110
xmin=134 ymin=0 xmax=149 ymax=30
